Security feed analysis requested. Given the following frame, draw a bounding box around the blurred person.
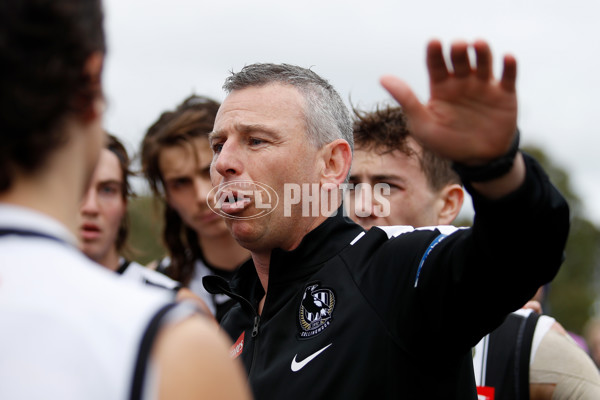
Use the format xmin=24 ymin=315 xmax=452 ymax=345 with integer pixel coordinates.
xmin=349 ymin=104 xmax=600 ymax=400
xmin=584 ymin=317 xmax=600 ymax=369
xmin=141 ymin=94 xmax=250 ymax=321
xmin=79 ymin=134 xmax=181 ymax=290
xmin=0 ymin=1 xmax=251 ymax=399
xmin=79 ymin=134 xmax=213 ymax=314
xmin=203 ymin=41 xmax=569 ymax=399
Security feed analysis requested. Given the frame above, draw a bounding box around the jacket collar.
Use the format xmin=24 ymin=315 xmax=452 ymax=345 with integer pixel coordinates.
xmin=230 ymin=205 xmax=364 ymax=294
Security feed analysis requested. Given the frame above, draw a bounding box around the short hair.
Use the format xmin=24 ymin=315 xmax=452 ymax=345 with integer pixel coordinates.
xmin=106 ymin=134 xmax=132 ymax=251
xmin=0 ymin=0 xmax=105 ymax=192
xmin=140 ymin=94 xmax=221 ymax=285
xmin=223 ymin=63 xmax=353 ymax=152
xmin=352 ymin=104 xmax=461 ymax=191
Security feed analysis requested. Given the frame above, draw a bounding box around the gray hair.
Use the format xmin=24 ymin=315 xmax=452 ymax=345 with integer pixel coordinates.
xmin=223 ymin=63 xmax=353 ymax=152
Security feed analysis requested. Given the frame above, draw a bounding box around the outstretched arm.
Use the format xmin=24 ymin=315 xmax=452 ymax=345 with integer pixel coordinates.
xmin=381 ymin=40 xmax=525 ymax=199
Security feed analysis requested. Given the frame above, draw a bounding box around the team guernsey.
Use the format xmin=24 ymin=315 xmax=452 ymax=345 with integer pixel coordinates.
xmin=0 ymin=205 xmax=189 ymax=400
xmin=117 ymin=258 xmax=181 ymax=292
xmin=473 ymin=309 xmax=554 ymax=400
xmin=204 ymin=154 xmax=570 ymax=399
xmin=157 ymin=256 xmax=237 ymax=321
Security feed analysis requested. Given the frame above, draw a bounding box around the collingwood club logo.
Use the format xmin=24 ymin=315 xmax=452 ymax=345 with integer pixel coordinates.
xmin=298 ymin=283 xmax=335 ymax=338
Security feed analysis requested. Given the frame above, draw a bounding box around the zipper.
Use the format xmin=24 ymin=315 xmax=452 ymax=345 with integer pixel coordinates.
xmin=248 ymin=314 xmax=262 ymax=379
xmin=252 ymin=315 xmax=261 ymax=337
xmin=203 ymin=275 xmax=263 ymax=376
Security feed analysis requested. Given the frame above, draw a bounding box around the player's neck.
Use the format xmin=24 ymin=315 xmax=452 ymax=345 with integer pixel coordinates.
xmin=0 ymin=123 xmax=98 ymax=237
xmin=252 ymin=251 xmax=271 ymax=314
xmin=95 ymin=247 xmax=121 ymax=272
xmin=0 ymin=165 xmax=83 ymax=237
xmin=199 ymin=233 xmax=250 ymax=272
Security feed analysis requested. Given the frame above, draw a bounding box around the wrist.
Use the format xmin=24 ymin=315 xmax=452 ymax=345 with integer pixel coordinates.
xmin=452 ymin=129 xmax=520 ymax=183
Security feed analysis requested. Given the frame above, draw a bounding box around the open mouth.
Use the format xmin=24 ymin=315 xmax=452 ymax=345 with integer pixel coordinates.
xmin=207 ymin=180 xmax=278 ymax=220
xmin=80 ymin=223 xmax=101 ymax=240
xmin=215 ymin=189 xmax=253 ymax=215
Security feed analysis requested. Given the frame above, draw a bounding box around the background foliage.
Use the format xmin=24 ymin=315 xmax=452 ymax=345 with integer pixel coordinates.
xmin=126 ymin=195 xmax=166 ymax=266
xmin=523 ymin=147 xmax=600 ymax=335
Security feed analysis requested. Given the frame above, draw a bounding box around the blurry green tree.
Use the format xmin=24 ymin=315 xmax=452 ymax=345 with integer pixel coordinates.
xmin=523 ymin=146 xmax=600 ymax=335
xmin=126 ymin=195 xmax=166 ymax=266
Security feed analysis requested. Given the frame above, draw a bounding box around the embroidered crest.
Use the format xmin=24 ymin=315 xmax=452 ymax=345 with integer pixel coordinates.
xmin=298 ymin=283 xmax=335 ymax=338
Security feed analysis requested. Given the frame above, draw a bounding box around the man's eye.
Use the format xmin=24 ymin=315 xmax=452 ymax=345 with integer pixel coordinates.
xmin=99 ymin=185 xmax=119 ymax=196
xmin=212 ymin=143 xmax=223 ymax=153
xmin=175 ymin=178 xmax=191 ymax=187
xmin=167 ymin=178 xmax=192 ymax=191
xmin=249 ymin=138 xmax=265 ymax=146
xmin=377 ymin=182 xmax=401 ymax=193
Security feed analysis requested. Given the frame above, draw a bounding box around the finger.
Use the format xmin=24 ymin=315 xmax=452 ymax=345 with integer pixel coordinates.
xmin=426 ymin=40 xmax=449 ymax=83
xmin=500 ymin=54 xmax=517 ymax=92
xmin=474 ymin=40 xmax=493 ymax=81
xmin=450 ymin=41 xmax=471 ymax=78
xmin=522 ymin=300 xmax=542 ymax=314
xmin=380 ymin=75 xmax=426 ymax=121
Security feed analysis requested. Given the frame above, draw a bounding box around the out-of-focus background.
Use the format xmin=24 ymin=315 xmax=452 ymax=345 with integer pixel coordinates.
xmin=102 ymin=0 xmax=600 ymax=337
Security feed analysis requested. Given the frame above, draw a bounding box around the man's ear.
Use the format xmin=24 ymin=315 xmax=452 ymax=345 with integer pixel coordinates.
xmin=437 ymin=184 xmax=464 ymax=225
xmin=81 ymin=51 xmax=105 ymax=122
xmin=320 ymin=139 xmax=353 ymax=186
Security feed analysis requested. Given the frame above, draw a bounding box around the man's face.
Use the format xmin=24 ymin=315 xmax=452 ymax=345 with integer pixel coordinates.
xmin=209 ymin=83 xmax=323 ymax=252
xmin=348 ymin=139 xmax=443 ymax=230
xmin=78 ymin=148 xmax=126 ymax=263
xmin=159 ymin=136 xmax=229 ymax=240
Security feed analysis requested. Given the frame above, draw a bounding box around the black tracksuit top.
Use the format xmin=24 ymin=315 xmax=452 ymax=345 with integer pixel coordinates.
xmin=204 ymin=154 xmax=570 ymax=400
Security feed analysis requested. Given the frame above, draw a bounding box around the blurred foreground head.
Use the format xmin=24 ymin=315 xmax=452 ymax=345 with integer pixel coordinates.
xmin=0 ymin=0 xmax=106 ymax=192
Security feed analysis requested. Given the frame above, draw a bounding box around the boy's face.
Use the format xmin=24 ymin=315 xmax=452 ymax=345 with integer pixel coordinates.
xmin=78 ymin=148 xmax=126 ymax=264
xmin=348 ymin=138 xmax=444 ymax=230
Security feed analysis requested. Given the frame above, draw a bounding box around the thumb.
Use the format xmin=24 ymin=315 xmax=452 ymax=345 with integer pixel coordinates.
xmin=380 ymin=75 xmax=425 ymax=120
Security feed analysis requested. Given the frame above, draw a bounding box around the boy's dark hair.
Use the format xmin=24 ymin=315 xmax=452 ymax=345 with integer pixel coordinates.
xmin=106 ymin=134 xmax=132 ymax=252
xmin=0 ymin=0 xmax=105 ymax=192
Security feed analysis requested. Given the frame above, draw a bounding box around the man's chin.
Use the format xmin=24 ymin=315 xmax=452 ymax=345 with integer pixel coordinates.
xmin=229 ymin=221 xmax=264 ymax=249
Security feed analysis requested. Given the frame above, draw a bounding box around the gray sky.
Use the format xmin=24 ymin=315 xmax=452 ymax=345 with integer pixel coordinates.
xmin=102 ymin=0 xmax=600 ymax=224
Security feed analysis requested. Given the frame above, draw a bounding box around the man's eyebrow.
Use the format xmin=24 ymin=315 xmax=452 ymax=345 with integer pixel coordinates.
xmin=238 ymin=123 xmax=279 ymax=136
xmin=365 ymin=174 xmax=406 ymax=184
xmin=348 ymin=174 xmax=404 ymax=182
xmin=209 ymin=123 xmax=279 ymax=141
xmin=98 ymin=179 xmax=122 ymax=187
xmin=208 ymin=131 xmax=220 ymax=142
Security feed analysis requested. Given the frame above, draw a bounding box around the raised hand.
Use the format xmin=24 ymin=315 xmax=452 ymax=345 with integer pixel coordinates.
xmin=381 ymin=40 xmax=518 ymax=166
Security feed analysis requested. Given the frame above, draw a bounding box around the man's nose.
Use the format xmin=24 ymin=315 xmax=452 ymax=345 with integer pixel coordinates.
xmin=80 ymin=188 xmax=99 ymax=215
xmin=212 ymin=140 xmax=243 ymax=178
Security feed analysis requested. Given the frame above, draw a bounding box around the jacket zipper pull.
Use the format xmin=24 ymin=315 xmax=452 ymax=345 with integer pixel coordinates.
xmin=252 ymin=315 xmax=260 ymax=337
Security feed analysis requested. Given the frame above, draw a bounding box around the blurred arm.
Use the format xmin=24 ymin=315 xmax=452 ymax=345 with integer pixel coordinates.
xmin=530 ymin=323 xmax=600 ymax=400
xmin=154 ymin=315 xmax=252 ymax=400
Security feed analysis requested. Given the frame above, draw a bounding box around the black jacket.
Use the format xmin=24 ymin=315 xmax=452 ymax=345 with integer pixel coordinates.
xmin=205 ymin=154 xmax=569 ymax=399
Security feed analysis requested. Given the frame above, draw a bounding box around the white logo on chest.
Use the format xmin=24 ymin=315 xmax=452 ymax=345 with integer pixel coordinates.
xmin=290 ymin=343 xmax=332 ymax=372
